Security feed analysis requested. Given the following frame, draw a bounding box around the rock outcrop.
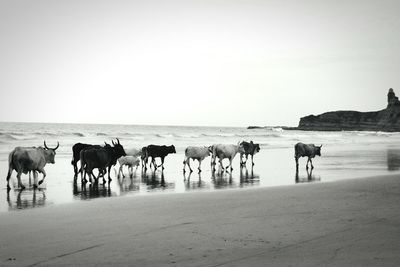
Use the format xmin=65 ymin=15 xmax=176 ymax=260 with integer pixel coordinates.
xmin=298 ymin=89 xmax=400 ymax=132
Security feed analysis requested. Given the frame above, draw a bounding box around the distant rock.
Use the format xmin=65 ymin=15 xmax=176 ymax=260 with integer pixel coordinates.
xmin=298 ymin=88 xmax=400 ymax=132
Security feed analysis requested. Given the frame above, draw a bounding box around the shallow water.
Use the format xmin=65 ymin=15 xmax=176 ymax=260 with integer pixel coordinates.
xmin=1 ymin=122 xmax=400 ymax=212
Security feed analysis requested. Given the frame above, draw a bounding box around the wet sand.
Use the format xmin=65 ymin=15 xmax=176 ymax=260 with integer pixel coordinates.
xmin=3 ymin=143 xmax=400 ymax=212
xmin=1 ymin=174 xmax=399 ymax=266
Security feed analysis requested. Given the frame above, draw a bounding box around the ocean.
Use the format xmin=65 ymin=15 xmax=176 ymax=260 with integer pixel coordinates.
xmin=1 ymin=122 xmax=400 ymax=212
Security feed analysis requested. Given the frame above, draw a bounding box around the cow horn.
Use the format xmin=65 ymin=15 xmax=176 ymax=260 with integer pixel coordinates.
xmin=112 ymin=140 xmax=116 ymax=145
xmin=117 ymin=138 xmax=120 ymax=144
xmin=44 ymin=141 xmax=49 ymax=149
xmin=54 ymin=141 xmax=59 ymax=150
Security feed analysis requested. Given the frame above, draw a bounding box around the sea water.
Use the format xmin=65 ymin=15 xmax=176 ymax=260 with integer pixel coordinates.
xmin=1 ymin=122 xmax=400 ymax=212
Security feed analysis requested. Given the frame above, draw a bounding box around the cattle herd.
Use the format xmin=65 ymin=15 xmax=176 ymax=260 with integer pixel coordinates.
xmin=5 ymin=139 xmax=322 ymax=191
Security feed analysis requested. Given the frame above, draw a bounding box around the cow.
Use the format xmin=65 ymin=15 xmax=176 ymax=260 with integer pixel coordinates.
xmin=71 ymin=142 xmax=111 ymax=179
xmin=125 ymin=148 xmax=142 ymax=158
xmin=118 ymin=156 xmax=140 ymax=178
xmin=210 ymin=143 xmax=245 ymax=172
xmin=183 ymin=146 xmax=212 ymax=173
xmin=80 ymin=139 xmax=126 ymax=184
xmin=6 ymin=141 xmax=59 ymax=191
xmin=294 ymin=142 xmax=322 ymax=171
xmin=144 ymin=145 xmax=176 ymax=170
xmin=140 ymin=147 xmax=147 ymax=168
xmin=239 ymin=141 xmax=260 ymax=166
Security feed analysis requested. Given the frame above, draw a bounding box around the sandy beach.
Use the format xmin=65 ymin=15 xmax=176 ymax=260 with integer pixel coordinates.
xmin=1 ymin=174 xmax=399 ymax=266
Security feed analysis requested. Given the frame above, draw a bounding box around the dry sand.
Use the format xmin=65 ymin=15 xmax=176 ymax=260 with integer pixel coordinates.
xmin=1 ymin=174 xmax=400 ymax=266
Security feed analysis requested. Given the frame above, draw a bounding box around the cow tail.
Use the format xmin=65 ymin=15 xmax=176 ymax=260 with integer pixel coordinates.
xmin=6 ymin=150 xmax=15 ymax=180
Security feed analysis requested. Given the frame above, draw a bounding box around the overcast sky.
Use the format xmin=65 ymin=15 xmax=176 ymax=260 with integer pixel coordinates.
xmin=1 ymin=0 xmax=399 ymax=127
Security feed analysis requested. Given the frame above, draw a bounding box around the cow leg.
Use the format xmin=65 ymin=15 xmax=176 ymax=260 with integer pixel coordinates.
xmin=119 ymin=165 xmax=124 ymax=178
xmin=251 ymin=154 xmax=254 ymax=166
xmin=82 ymin=168 xmax=87 ymax=184
xmin=160 ymin=157 xmax=165 ymax=170
xmin=152 ymin=158 xmax=157 ymax=170
xmin=91 ymin=170 xmax=97 ymax=184
xmin=38 ymin=169 xmax=46 ymax=185
xmin=73 ymin=161 xmax=78 ymax=179
xmin=310 ymin=158 xmax=314 ymax=170
xmin=183 ymin=158 xmax=187 ymax=173
xmin=33 ymin=171 xmax=38 ymax=188
xmin=229 ymin=157 xmax=233 ymax=171
xmin=107 ymin=166 xmax=112 ymax=183
xmin=219 ymin=158 xmax=225 ymax=172
xmin=186 ymin=158 xmax=193 ymax=173
xmin=6 ymin=167 xmax=13 ymax=191
xmin=306 ymin=158 xmax=310 ymax=170
xmin=16 ymin=171 xmax=25 ymax=190
xmin=198 ymin=159 xmax=202 ymax=173
xmin=295 ymin=156 xmax=299 ymax=171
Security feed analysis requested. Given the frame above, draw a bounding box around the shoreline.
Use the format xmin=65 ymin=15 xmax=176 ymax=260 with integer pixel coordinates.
xmin=1 ymin=173 xmax=399 ymax=266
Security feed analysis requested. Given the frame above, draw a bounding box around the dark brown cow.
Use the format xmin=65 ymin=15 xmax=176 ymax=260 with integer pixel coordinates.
xmin=294 ymin=142 xmax=322 ymax=171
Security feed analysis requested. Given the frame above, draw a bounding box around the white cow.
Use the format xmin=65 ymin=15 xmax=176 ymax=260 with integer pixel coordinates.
xmin=211 ymin=143 xmax=245 ymax=172
xmin=118 ymin=156 xmax=140 ymax=177
xmin=125 ymin=148 xmax=142 ymax=158
xmin=183 ymin=146 xmax=212 ymax=173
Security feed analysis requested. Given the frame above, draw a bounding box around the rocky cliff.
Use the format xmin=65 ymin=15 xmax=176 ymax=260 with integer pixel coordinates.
xmin=298 ymin=88 xmax=400 ymax=132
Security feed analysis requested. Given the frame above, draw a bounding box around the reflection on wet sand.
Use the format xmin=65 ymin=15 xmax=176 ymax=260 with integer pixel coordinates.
xmin=7 ymin=189 xmax=46 ymax=211
xmin=116 ymin=173 xmax=140 ymax=193
xmin=211 ymin=168 xmax=235 ymax=189
xmin=183 ymin=172 xmax=209 ymax=191
xmin=387 ymin=149 xmax=400 ymax=171
xmin=295 ymin=169 xmax=321 ymax=183
xmin=73 ymin=182 xmax=114 ymax=200
xmin=141 ymin=169 xmax=175 ymax=191
xmin=239 ymin=165 xmax=260 ymax=187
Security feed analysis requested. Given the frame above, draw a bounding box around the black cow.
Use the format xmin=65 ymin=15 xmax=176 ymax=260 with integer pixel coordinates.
xmin=80 ymin=139 xmax=126 ymax=183
xmin=294 ymin=142 xmax=322 ymax=171
xmin=145 ymin=145 xmax=176 ymax=170
xmin=71 ymin=142 xmax=110 ymax=179
xmin=141 ymin=146 xmax=148 ymax=169
xmin=239 ymin=141 xmax=260 ymax=166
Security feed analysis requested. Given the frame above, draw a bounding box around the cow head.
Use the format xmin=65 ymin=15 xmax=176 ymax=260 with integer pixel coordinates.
xmin=237 ymin=142 xmax=246 ymax=154
xmin=169 ymin=145 xmax=176 ymax=154
xmin=205 ymin=146 xmax=212 ymax=156
xmin=43 ymin=141 xmax=59 ymax=164
xmin=112 ymin=138 xmax=126 ymax=157
xmin=315 ymin=145 xmax=322 ymax=156
xmin=254 ymin=143 xmax=261 ymax=154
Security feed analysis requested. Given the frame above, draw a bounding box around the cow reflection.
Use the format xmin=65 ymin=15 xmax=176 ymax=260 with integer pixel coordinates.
xmin=295 ymin=169 xmax=321 ymax=183
xmin=212 ymin=169 xmax=234 ymax=189
xmin=7 ymin=189 xmax=46 ymax=211
xmin=240 ymin=165 xmax=260 ymax=186
xmin=387 ymin=149 xmax=400 ymax=171
xmin=116 ymin=172 xmax=140 ymax=193
xmin=73 ymin=182 xmax=113 ymax=200
xmin=141 ymin=169 xmax=169 ymax=190
xmin=183 ymin=172 xmax=207 ymax=190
